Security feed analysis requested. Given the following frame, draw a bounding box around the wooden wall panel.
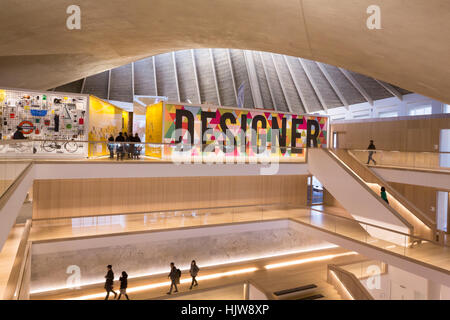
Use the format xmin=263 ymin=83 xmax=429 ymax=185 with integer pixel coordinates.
xmin=389 ymin=182 xmax=437 ymax=223
xmin=323 ymin=189 xmax=343 ymax=208
xmin=32 ymin=175 xmax=308 ymax=220
xmin=331 ymin=116 xmax=450 ymax=152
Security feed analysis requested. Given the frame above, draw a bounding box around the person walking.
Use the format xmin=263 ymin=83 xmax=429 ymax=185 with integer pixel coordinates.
xmin=366 ymin=140 xmax=377 ymax=165
xmin=107 ymin=134 xmax=115 ymax=159
xmin=380 ymin=186 xmax=389 ymax=204
xmin=118 ymin=271 xmax=130 ymax=300
xmin=189 ymin=260 xmax=199 ymax=290
xmin=167 ymin=262 xmax=180 ymax=294
xmin=104 ymin=265 xmax=117 ymax=300
xmin=115 ymin=132 xmax=125 ymax=161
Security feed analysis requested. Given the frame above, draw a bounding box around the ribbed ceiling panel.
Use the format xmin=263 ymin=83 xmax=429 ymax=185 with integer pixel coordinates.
xmin=83 ymin=70 xmax=109 ymax=100
xmin=260 ymin=52 xmax=289 ymax=112
xmin=134 ymin=57 xmax=156 ymax=96
xmin=318 ymin=63 xmax=366 ymax=105
xmin=229 ymin=49 xmax=254 ymax=109
xmin=175 ymin=50 xmax=199 ymax=104
xmin=109 ymin=63 xmax=133 ymax=102
xmin=272 ymin=54 xmax=305 ymax=114
xmin=390 ymin=84 xmax=411 ymax=96
xmin=348 ymin=71 xmax=393 ymax=101
xmin=284 ymin=56 xmax=322 ymax=112
xmin=194 ymin=49 xmax=219 ymax=105
xmin=212 ymin=49 xmax=237 ymax=108
xmin=55 ymin=79 xmax=83 ymax=94
xmin=155 ymin=53 xmax=178 ymax=101
xmin=252 ymin=51 xmax=274 ymax=110
xmin=300 ymin=59 xmax=342 ymax=109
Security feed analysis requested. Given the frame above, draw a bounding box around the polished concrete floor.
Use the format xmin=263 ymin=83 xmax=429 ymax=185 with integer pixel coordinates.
xmin=32 ymin=246 xmax=361 ymax=300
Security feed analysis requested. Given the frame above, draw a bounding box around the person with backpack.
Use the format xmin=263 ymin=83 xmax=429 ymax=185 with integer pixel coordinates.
xmin=189 ymin=260 xmax=199 ymax=290
xmin=167 ymin=262 xmax=181 ymax=294
xmin=118 ymin=271 xmax=130 ymax=300
xmin=104 ymin=265 xmax=117 ymax=300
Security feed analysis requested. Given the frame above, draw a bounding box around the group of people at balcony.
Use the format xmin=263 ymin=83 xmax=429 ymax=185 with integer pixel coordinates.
xmin=107 ymin=132 xmax=142 ymax=160
xmin=104 ymin=260 xmax=200 ymax=300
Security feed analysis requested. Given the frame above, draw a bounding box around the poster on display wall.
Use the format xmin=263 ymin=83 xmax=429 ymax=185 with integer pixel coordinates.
xmin=145 ymin=103 xmax=328 ymax=162
xmin=88 ymin=96 xmax=129 ymax=157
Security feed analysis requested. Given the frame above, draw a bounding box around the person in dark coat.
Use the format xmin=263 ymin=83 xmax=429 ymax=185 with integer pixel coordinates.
xmin=167 ymin=262 xmax=179 ymax=294
xmin=133 ymin=133 xmax=141 ymax=159
xmin=380 ymin=186 xmax=389 ymax=204
xmin=124 ymin=132 xmax=131 ymax=159
xmin=107 ymin=135 xmax=115 ymax=159
xmin=366 ymin=140 xmax=377 ymax=165
xmin=118 ymin=271 xmax=129 ymax=300
xmin=12 ymin=126 xmax=26 ymax=140
xmin=115 ymin=132 xmax=125 ymax=161
xmin=189 ymin=260 xmax=199 ymax=290
xmin=104 ymin=265 xmax=117 ymax=300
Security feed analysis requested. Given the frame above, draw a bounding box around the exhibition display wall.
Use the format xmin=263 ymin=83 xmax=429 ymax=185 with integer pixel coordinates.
xmin=0 ymin=88 xmax=88 ymax=156
xmin=87 ymin=96 xmax=128 ymax=157
xmin=145 ymin=103 xmax=329 ymax=162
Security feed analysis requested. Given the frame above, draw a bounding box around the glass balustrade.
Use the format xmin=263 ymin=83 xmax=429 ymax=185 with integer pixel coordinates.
xmin=351 ymin=149 xmax=450 ymax=171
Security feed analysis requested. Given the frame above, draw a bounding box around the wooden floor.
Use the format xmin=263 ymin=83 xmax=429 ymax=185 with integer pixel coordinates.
xmin=0 ymin=224 xmax=24 ymax=299
xmin=32 ymin=247 xmax=363 ymax=300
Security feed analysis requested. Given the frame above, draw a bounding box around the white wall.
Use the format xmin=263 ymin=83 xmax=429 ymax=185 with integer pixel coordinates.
xmin=374 ymin=167 xmax=450 ymax=190
xmin=34 ymin=162 xmax=309 ymax=179
xmin=362 ymin=265 xmax=444 ymax=300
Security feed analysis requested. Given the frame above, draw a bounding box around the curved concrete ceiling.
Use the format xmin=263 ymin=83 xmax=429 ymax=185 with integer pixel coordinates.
xmin=1 ymin=0 xmax=449 ymax=104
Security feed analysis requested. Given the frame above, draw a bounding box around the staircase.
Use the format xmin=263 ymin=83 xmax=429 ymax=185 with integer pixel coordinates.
xmin=334 ymin=149 xmax=435 ymax=240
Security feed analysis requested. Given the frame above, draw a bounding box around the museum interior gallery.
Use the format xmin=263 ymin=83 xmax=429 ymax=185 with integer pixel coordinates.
xmin=0 ymin=0 xmax=449 ymax=308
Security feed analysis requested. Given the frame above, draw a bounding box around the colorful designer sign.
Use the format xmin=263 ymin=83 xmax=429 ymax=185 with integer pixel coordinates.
xmin=155 ymin=104 xmax=328 ymax=160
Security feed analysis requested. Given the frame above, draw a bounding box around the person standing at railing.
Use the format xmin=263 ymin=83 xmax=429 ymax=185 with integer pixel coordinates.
xmin=104 ymin=265 xmax=118 ymax=300
xmin=12 ymin=126 xmax=26 ymax=140
xmin=124 ymin=132 xmax=130 ymax=159
xmin=128 ymin=133 xmax=135 ymax=160
xmin=115 ymin=132 xmax=125 ymax=161
xmin=366 ymin=140 xmax=377 ymax=165
xmin=108 ymin=135 xmax=115 ymax=159
xmin=132 ymin=133 xmax=141 ymax=160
